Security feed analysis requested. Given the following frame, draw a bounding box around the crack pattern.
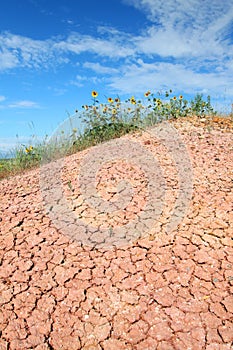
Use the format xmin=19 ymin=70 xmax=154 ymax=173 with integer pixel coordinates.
xmin=0 ymin=116 xmax=232 ymax=349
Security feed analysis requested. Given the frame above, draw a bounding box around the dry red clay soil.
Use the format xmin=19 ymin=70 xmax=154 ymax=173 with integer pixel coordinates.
xmin=0 ymin=116 xmax=233 ymax=350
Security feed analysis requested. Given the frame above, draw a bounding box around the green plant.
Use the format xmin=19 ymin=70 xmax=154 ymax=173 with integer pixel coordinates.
xmin=190 ymin=93 xmax=216 ymax=116
xmin=0 ymin=88 xmax=219 ymax=181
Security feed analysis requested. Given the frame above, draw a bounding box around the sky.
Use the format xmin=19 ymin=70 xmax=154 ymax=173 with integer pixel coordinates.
xmin=0 ymin=0 xmax=233 ymax=155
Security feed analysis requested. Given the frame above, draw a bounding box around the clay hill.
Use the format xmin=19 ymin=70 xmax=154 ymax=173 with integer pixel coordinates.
xmin=0 ymin=116 xmax=232 ymax=349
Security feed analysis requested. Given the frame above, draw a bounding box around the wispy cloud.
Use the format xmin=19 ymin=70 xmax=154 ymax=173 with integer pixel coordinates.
xmin=124 ymin=0 xmax=233 ymax=31
xmin=51 ymin=88 xmax=67 ymax=96
xmin=0 ymin=31 xmax=68 ymax=71
xmin=8 ymin=100 xmax=40 ymax=109
xmin=109 ymin=59 xmax=233 ymax=96
xmin=54 ymin=32 xmax=134 ymax=58
xmin=0 ymin=95 xmax=6 ymax=102
xmin=0 ymin=30 xmax=133 ymax=72
xmin=124 ymin=0 xmax=233 ymax=59
xmin=0 ymin=0 xmax=233 ymax=104
xmin=0 ymin=48 xmax=19 ymax=70
xmin=70 ymin=74 xmax=104 ymax=88
xmin=83 ymin=62 xmax=118 ymax=75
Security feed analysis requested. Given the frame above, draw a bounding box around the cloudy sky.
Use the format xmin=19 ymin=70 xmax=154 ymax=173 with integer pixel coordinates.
xmin=0 ymin=0 xmax=233 ymax=154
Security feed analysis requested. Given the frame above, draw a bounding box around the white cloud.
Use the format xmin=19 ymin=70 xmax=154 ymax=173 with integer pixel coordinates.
xmin=52 ymin=88 xmax=67 ymax=96
xmin=134 ymin=25 xmax=228 ymax=59
xmin=109 ymin=59 xmax=233 ymax=97
xmin=0 ymin=0 xmax=232 ymax=69
xmin=0 ymin=30 xmax=134 ymax=72
xmin=70 ymin=74 xmax=104 ymax=88
xmin=124 ymin=0 xmax=233 ymax=60
xmin=70 ymin=74 xmax=87 ymax=88
xmin=109 ymin=0 xmax=233 ymax=102
xmin=8 ymin=100 xmax=40 ymax=108
xmin=128 ymin=0 xmax=233 ymax=58
xmin=124 ymin=0 xmax=233 ymax=30
xmin=54 ymin=32 xmax=134 ymax=58
xmin=0 ymin=31 xmax=67 ymax=71
xmin=0 ymin=48 xmax=19 ymax=70
xmin=0 ymin=95 xmax=6 ymax=102
xmin=0 ymin=0 xmax=233 ymax=106
xmin=83 ymin=62 xmax=118 ymax=74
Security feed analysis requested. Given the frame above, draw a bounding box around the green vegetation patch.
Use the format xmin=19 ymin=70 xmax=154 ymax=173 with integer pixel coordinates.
xmin=0 ymin=89 xmax=222 ymax=181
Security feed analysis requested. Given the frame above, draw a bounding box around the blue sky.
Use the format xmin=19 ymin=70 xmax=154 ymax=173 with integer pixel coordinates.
xmin=0 ymin=0 xmax=233 ymax=154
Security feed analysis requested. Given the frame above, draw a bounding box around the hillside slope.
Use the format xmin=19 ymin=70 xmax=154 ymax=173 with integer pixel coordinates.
xmin=0 ymin=116 xmax=232 ymax=349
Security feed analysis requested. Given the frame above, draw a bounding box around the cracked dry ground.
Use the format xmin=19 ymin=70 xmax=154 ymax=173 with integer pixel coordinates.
xmin=0 ymin=116 xmax=233 ymax=350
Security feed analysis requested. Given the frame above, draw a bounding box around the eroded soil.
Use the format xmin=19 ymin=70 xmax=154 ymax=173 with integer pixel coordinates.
xmin=0 ymin=116 xmax=232 ymax=349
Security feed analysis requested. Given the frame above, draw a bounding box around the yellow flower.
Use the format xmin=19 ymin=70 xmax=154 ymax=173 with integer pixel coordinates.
xmin=173 ymin=96 xmax=177 ymax=100
xmin=144 ymin=91 xmax=151 ymax=97
xmin=130 ymin=96 xmax=136 ymax=104
xmin=82 ymin=105 xmax=89 ymax=110
xmin=25 ymin=146 xmax=33 ymax=153
xmin=115 ymin=98 xmax=120 ymax=103
xmin=108 ymin=97 xmax=114 ymax=103
xmin=92 ymin=90 xmax=98 ymax=98
xmin=103 ymin=107 xmax=108 ymax=113
xmin=112 ymin=108 xmax=117 ymax=115
xmin=179 ymin=95 xmax=183 ymax=99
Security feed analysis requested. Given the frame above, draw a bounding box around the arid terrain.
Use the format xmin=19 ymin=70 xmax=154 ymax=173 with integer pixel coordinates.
xmin=0 ymin=116 xmax=232 ymax=349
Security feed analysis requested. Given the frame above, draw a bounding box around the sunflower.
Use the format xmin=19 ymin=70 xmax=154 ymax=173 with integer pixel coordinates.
xmin=144 ymin=91 xmax=151 ymax=97
xmin=108 ymin=97 xmax=114 ymax=103
xmin=112 ymin=108 xmax=117 ymax=115
xmin=115 ymin=98 xmax=120 ymax=103
xmin=173 ymin=96 xmax=177 ymax=100
xmin=25 ymin=146 xmax=33 ymax=153
xmin=130 ymin=96 xmax=136 ymax=105
xmin=92 ymin=90 xmax=98 ymax=98
xmin=179 ymin=95 xmax=183 ymax=99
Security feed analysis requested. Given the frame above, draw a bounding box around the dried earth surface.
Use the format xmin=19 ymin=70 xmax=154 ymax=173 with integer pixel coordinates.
xmin=0 ymin=116 xmax=233 ymax=349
